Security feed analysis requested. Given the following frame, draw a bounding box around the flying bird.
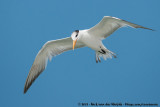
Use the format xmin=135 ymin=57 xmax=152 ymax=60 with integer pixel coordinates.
xmin=24 ymin=16 xmax=153 ymax=93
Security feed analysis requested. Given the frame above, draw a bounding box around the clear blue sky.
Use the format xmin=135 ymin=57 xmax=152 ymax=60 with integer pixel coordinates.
xmin=0 ymin=0 xmax=159 ymax=107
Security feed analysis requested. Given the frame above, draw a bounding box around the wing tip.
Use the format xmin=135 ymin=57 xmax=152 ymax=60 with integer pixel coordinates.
xmin=24 ymin=88 xmax=27 ymax=94
xmin=23 ymin=79 xmax=35 ymax=94
xmin=23 ymin=77 xmax=35 ymax=94
xmin=146 ymin=28 xmax=155 ymax=31
xmin=23 ymin=73 xmax=31 ymax=94
xmin=23 ymin=68 xmax=44 ymax=94
xmin=138 ymin=26 xmax=155 ymax=31
xmin=103 ymin=16 xmax=155 ymax=31
xmin=23 ymin=80 xmax=30 ymax=94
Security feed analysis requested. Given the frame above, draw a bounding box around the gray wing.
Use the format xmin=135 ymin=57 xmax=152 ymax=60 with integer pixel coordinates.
xmin=88 ymin=16 xmax=153 ymax=39
xmin=24 ymin=37 xmax=85 ymax=93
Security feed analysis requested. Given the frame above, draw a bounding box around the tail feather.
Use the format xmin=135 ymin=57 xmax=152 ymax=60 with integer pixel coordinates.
xmin=95 ymin=50 xmax=116 ymax=63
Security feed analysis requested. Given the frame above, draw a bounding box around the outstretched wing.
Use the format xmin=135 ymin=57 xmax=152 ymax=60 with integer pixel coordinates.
xmin=24 ymin=37 xmax=85 ymax=93
xmin=88 ymin=16 xmax=153 ymax=39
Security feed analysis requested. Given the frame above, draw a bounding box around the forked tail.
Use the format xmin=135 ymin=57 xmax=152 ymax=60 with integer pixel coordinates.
xmin=95 ymin=50 xmax=116 ymax=63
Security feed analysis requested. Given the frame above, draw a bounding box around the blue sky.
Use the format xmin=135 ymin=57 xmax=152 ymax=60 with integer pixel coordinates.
xmin=0 ymin=0 xmax=160 ymax=107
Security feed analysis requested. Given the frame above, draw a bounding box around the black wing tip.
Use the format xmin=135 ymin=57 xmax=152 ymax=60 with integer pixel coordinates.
xmin=23 ymin=75 xmax=34 ymax=94
xmin=23 ymin=77 xmax=31 ymax=94
xmin=23 ymin=78 xmax=35 ymax=94
xmin=23 ymin=83 xmax=30 ymax=94
xmin=143 ymin=27 xmax=155 ymax=31
xmin=24 ymin=88 xmax=27 ymax=94
xmin=120 ymin=18 xmax=155 ymax=31
xmin=23 ymin=69 xmax=43 ymax=94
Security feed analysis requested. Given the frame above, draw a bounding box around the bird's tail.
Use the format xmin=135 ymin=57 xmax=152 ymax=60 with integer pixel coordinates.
xmin=95 ymin=50 xmax=116 ymax=63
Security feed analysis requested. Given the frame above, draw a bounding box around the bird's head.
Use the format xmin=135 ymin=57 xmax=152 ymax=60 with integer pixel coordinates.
xmin=71 ymin=30 xmax=79 ymax=50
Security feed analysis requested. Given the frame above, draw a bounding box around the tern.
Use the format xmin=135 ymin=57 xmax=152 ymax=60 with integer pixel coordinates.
xmin=24 ymin=16 xmax=153 ymax=93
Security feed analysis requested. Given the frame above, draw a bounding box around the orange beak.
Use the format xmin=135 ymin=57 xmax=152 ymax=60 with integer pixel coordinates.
xmin=73 ymin=39 xmax=77 ymax=50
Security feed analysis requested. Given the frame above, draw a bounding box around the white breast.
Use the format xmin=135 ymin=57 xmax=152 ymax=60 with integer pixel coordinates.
xmin=79 ymin=30 xmax=102 ymax=51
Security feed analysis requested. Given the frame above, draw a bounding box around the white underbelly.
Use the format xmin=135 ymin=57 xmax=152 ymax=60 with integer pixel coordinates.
xmin=82 ymin=36 xmax=102 ymax=51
